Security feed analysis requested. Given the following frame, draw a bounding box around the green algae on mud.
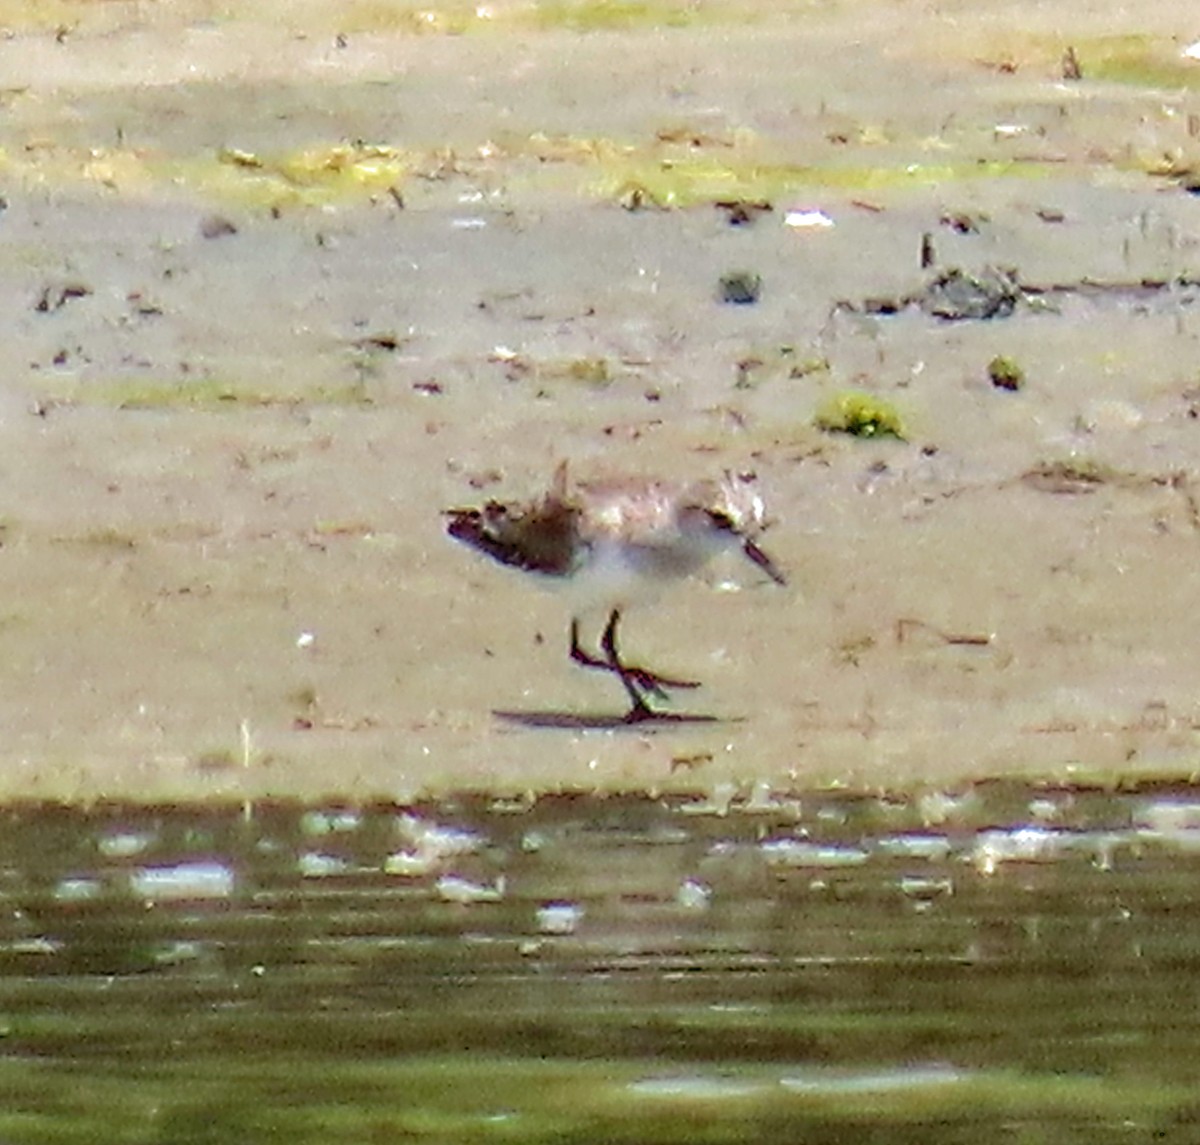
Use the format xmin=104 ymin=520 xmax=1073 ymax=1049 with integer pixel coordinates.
xmin=0 ymin=132 xmax=1068 ymax=212
xmin=586 ymin=156 xmax=1063 ymax=208
xmin=987 ymin=354 xmax=1025 ymax=391
xmin=33 ymin=375 xmax=374 ymax=411
xmin=1069 ymin=34 xmax=1200 ymax=91
xmin=815 ymin=390 xmax=906 ymax=440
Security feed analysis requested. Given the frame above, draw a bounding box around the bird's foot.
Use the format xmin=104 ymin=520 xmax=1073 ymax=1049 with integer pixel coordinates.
xmin=620 ymin=663 xmax=701 ymax=696
xmin=622 ymin=698 xmax=662 ymax=724
xmin=599 ymin=609 xmax=701 ymax=700
xmin=570 ymin=613 xmax=697 ymax=698
xmin=570 ymin=609 xmax=704 ymax=710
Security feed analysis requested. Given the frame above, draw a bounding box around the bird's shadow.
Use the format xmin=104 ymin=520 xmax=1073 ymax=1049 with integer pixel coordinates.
xmin=492 ymin=708 xmax=739 ymax=730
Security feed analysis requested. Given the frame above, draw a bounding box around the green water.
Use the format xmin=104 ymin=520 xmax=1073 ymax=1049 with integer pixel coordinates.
xmin=2 ymin=784 xmax=1199 ymax=1142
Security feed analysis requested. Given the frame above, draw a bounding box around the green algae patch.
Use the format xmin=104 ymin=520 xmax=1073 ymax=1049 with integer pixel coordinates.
xmin=204 ymin=142 xmax=411 ymax=207
xmin=986 ymin=33 xmax=1200 ymax=93
xmin=492 ymin=353 xmax=618 ymax=392
xmin=528 ymin=0 xmax=705 ymax=32
xmin=987 ymin=355 xmax=1025 ymax=391
xmin=0 ymin=0 xmax=797 ymax=39
xmin=587 ymin=155 xmax=1059 ymax=208
xmin=0 ymin=141 xmax=411 ymax=211
xmin=815 ymin=391 xmax=906 ymax=440
xmin=246 ymin=143 xmax=407 ymax=190
xmin=1074 ymin=35 xmax=1200 ymax=91
xmin=735 ymin=348 xmax=830 ymax=390
xmin=53 ymin=526 xmax=139 ymax=551
xmin=0 ymin=127 xmax=1065 ymax=211
xmin=284 ymin=0 xmax=747 ymax=36
xmin=39 ymin=376 xmax=373 ymax=412
xmin=320 ymin=1 xmax=478 ymax=35
xmin=542 ymin=356 xmax=613 ymax=388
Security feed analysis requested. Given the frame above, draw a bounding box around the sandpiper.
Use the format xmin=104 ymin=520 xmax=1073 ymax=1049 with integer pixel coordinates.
xmin=445 ymin=463 xmax=786 ymax=723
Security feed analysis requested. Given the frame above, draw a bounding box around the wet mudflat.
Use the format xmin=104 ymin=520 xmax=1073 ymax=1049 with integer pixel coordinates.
xmin=4 ymin=786 xmax=1200 ymax=1142
xmin=1 ymin=1 xmax=1200 ymax=797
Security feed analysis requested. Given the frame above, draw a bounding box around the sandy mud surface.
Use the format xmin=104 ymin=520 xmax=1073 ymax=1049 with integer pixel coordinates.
xmin=1 ymin=0 xmax=1200 ymax=801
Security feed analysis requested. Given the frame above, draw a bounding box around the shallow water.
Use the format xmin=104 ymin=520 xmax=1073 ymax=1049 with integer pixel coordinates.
xmin=4 ymin=783 xmax=1200 ymax=1142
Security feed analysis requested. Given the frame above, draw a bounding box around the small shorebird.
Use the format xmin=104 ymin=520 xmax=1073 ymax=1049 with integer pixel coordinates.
xmin=445 ymin=463 xmax=786 ymax=723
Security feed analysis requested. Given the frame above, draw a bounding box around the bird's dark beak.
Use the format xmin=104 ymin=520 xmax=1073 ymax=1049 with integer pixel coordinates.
xmin=742 ymin=537 xmax=787 ymax=586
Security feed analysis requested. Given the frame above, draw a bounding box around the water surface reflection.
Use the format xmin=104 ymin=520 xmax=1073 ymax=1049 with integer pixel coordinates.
xmin=2 ymin=782 xmax=1199 ymax=1142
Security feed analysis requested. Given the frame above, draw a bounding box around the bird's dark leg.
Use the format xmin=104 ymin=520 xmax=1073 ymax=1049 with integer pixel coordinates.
xmin=569 ymin=617 xmax=617 ymax=674
xmin=571 ymin=612 xmax=656 ymax=690
xmin=569 ymin=610 xmax=702 ymax=722
xmin=600 ymin=609 xmax=701 ymax=694
xmin=599 ymin=609 xmax=659 ymax=722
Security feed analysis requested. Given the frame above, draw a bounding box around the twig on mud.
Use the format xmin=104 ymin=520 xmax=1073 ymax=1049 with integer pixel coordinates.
xmin=895 ymin=618 xmax=993 ymax=647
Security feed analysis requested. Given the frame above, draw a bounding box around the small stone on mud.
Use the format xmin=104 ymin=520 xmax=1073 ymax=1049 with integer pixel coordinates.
xmin=719 ymin=271 xmax=762 ymax=305
xmin=939 ymin=211 xmax=982 ymax=234
xmin=200 ymin=214 xmax=238 ymax=239
xmin=715 ymin=198 xmax=772 ymax=226
xmin=921 ymin=267 xmax=1020 ymax=321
